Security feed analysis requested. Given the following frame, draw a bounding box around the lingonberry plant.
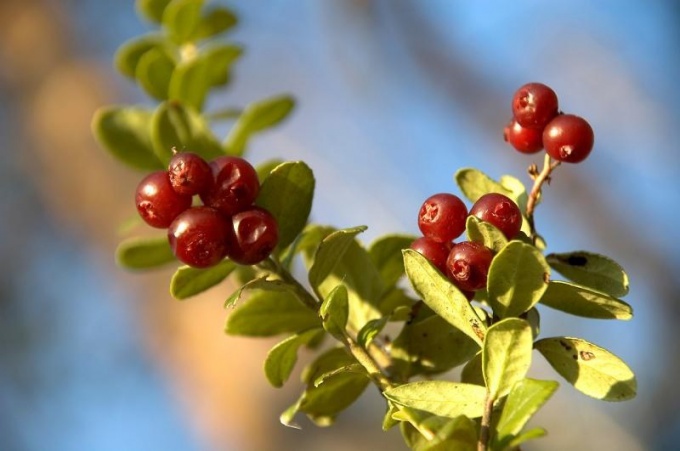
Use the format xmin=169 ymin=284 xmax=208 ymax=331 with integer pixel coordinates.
xmin=92 ymin=2 xmax=636 ymax=450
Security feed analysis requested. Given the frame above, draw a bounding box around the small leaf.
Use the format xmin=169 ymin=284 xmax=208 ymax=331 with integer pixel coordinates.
xmin=499 ymin=174 xmax=529 ymax=214
xmin=136 ymin=0 xmax=172 ymax=23
xmin=225 ymin=95 xmax=295 ymax=155
xmin=115 ymin=236 xmax=175 ymax=269
xmin=320 ymin=285 xmax=349 ymax=340
xmin=203 ymin=44 xmax=242 ymax=87
xmin=384 ymin=381 xmax=486 ymax=419
xmin=547 ymin=251 xmax=629 ymax=297
xmin=382 ymin=403 xmax=400 ymax=431
xmin=465 ymin=216 xmax=508 ymax=253
xmin=255 ymin=161 xmax=315 ymax=253
xmin=540 ymin=280 xmax=633 ymax=320
xmin=495 ymin=378 xmax=559 ymax=447
xmin=369 ymin=234 xmax=417 ymax=289
xmin=357 ymin=317 xmax=388 ymax=348
xmin=461 ymin=352 xmax=484 ymax=386
xmin=500 ymin=427 xmax=547 ymax=450
xmin=403 ymin=249 xmax=486 ymax=346
xmin=151 ymin=101 xmax=224 ymax=165
xmin=413 ymin=415 xmax=478 ymax=451
xmin=170 ymin=259 xmax=236 ymax=300
xmin=313 ymin=363 xmax=364 ymax=387
xmin=224 ymin=276 xmax=295 ymax=308
xmin=92 ymin=107 xmax=163 ymax=171
xmin=135 ymin=48 xmax=175 ymax=100
xmin=225 ymin=291 xmax=319 ymax=337
xmin=264 ymin=328 xmax=324 ymax=388
xmin=114 ymin=34 xmax=167 ymax=78
xmin=483 ymin=318 xmax=533 ymax=400
xmin=454 ymin=168 xmax=512 ymax=203
xmin=487 ymin=240 xmax=550 ymax=318
xmin=168 ymin=56 xmax=211 ymax=111
xmin=535 ymin=337 xmax=636 ymax=401
xmin=162 ymin=0 xmax=204 ymax=44
xmin=308 ymin=226 xmax=368 ymax=291
xmin=192 ymin=6 xmax=238 ymax=41
xmin=280 ymin=398 xmax=303 ymax=429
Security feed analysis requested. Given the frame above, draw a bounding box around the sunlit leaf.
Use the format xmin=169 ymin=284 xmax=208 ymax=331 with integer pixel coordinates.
xmin=115 ymin=236 xmax=175 ymax=269
xmin=170 ymin=259 xmax=236 ymax=300
xmin=225 ymin=95 xmax=295 ymax=155
xmin=547 ymin=251 xmax=629 ymax=297
xmin=384 ymin=381 xmax=486 ymax=419
xmin=539 ymin=280 xmax=633 ymax=320
xmin=454 ymin=168 xmax=513 ymax=203
xmin=163 ymin=0 xmax=204 ymax=44
xmin=135 ymin=48 xmax=175 ymax=100
xmin=465 ymin=215 xmax=508 ymax=253
xmin=483 ymin=318 xmax=533 ymax=399
xmin=320 ymin=285 xmax=349 ymax=340
xmin=264 ymin=328 xmax=324 ymax=388
xmin=192 ymin=6 xmax=238 ymax=41
xmin=308 ymin=226 xmax=367 ymax=291
xmin=369 ymin=234 xmax=417 ymax=289
xmin=136 ymin=0 xmax=173 ymax=23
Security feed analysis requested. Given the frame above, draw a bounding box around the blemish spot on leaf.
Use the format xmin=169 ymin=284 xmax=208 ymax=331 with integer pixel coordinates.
xmin=567 ymin=255 xmax=588 ymax=266
xmin=580 ymin=351 xmax=596 ymax=361
xmin=558 ymin=340 xmax=572 ymax=351
xmin=543 ymin=272 xmax=551 ymax=284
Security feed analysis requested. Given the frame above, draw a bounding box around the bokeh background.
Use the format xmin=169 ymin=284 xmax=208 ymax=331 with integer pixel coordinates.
xmin=1 ymin=1 xmax=679 ymax=450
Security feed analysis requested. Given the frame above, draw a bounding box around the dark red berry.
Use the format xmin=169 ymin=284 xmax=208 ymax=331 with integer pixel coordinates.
xmin=446 ymin=241 xmax=494 ymax=292
xmin=135 ymin=170 xmax=192 ymax=228
xmin=201 ymin=156 xmax=260 ymax=216
xmin=168 ymin=206 xmax=232 ymax=268
xmin=469 ymin=193 xmax=522 ymax=240
xmin=410 ymin=236 xmax=452 ymax=274
xmin=168 ymin=151 xmax=212 ymax=196
xmin=512 ymin=82 xmax=559 ymax=129
xmin=542 ymin=114 xmax=594 ymax=163
xmin=504 ymin=118 xmax=543 ymax=154
xmin=418 ymin=193 xmax=468 ymax=243
xmin=229 ymin=207 xmax=279 ymax=265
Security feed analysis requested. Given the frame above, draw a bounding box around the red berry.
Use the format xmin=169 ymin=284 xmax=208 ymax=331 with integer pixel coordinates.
xmin=446 ymin=241 xmax=494 ymax=292
xmin=410 ymin=236 xmax=452 ymax=274
xmin=512 ymin=82 xmax=559 ymax=129
xmin=135 ymin=170 xmax=192 ymax=228
xmin=229 ymin=207 xmax=279 ymax=265
xmin=201 ymin=156 xmax=260 ymax=216
xmin=503 ymin=118 xmax=543 ymax=154
xmin=167 ymin=206 xmax=232 ymax=268
xmin=168 ymin=151 xmax=212 ymax=196
xmin=418 ymin=193 xmax=468 ymax=243
xmin=469 ymin=193 xmax=522 ymax=240
xmin=542 ymin=114 xmax=594 ymax=163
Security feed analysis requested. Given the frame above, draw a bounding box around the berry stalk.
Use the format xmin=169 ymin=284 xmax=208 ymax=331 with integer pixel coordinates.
xmin=526 ymin=153 xmax=561 ymax=244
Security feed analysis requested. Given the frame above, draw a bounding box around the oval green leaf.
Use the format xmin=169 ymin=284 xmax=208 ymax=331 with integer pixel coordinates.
xmin=264 ymin=328 xmax=324 ymax=388
xmin=483 ymin=318 xmax=533 ymax=399
xmin=225 ymin=95 xmax=295 ymax=155
xmin=135 ymin=48 xmax=175 ymax=100
xmin=465 ymin=215 xmax=508 ymax=253
xmin=192 ymin=6 xmax=238 ymax=41
xmin=535 ymin=337 xmax=636 ymax=401
xmin=540 ymin=280 xmax=633 ymax=320
xmin=136 ymin=0 xmax=172 ymax=23
xmin=170 ymin=259 xmax=236 ymax=300
xmin=308 ymin=226 xmax=367 ymax=291
xmin=547 ymin=251 xmax=629 ymax=297
xmin=454 ymin=168 xmax=513 ymax=203
xmin=320 ymin=285 xmax=349 ymax=340
xmin=169 ymin=57 xmax=211 ymax=111
xmin=369 ymin=234 xmax=418 ymax=289
xmin=114 ymin=34 xmax=166 ymax=78
xmin=487 ymin=240 xmax=550 ymax=318
xmin=162 ymin=0 xmax=203 ymax=44
xmin=384 ymin=381 xmax=486 ymax=419
xmin=115 ymin=236 xmax=175 ymax=270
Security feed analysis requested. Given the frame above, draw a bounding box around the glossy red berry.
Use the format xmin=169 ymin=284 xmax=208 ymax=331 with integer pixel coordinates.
xmin=542 ymin=114 xmax=594 ymax=163
xmin=168 ymin=206 xmax=232 ymax=268
xmin=135 ymin=170 xmax=192 ymax=228
xmin=512 ymin=82 xmax=559 ymax=130
xmin=503 ymin=118 xmax=543 ymax=154
xmin=229 ymin=207 xmax=279 ymax=265
xmin=446 ymin=241 xmax=494 ymax=292
xmin=410 ymin=236 xmax=452 ymax=274
xmin=201 ymin=156 xmax=260 ymax=216
xmin=418 ymin=193 xmax=468 ymax=243
xmin=469 ymin=193 xmax=522 ymax=240
xmin=168 ymin=151 xmax=212 ymax=196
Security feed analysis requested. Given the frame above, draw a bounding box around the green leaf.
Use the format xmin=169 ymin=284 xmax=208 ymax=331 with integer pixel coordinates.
xmin=320 ymin=285 xmax=349 ymax=340
xmin=298 ymin=347 xmax=369 ymax=425
xmin=487 ymin=240 xmax=550 ymax=318
xmin=413 ymin=415 xmax=478 ymax=451
xmin=461 ymin=352 xmax=484 ymax=386
xmin=135 ymin=48 xmax=175 ymax=100
xmin=495 ymin=378 xmax=559 ymax=447
xmin=382 ymin=403 xmax=401 ymax=431
xmin=92 ymin=107 xmax=163 ymax=171
xmin=499 ymin=174 xmax=529 ymax=214
xmin=202 ymin=44 xmax=243 ymax=87
xmin=454 ymin=168 xmax=513 ymax=203
xmin=313 ymin=363 xmax=364 ymax=387
xmin=192 ymin=6 xmax=238 ymax=41
xmin=500 ymin=427 xmax=547 ymax=450
xmin=224 ymin=276 xmax=294 ymax=308
xmin=163 ymin=0 xmax=204 ymax=44
xmin=535 ymin=337 xmax=636 ymax=401
xmin=369 ymin=234 xmax=417 ymax=289
xmin=384 ymin=381 xmax=486 ymax=419
xmin=378 ymin=288 xmax=417 ymax=317
xmin=170 ymin=259 xmax=236 ymax=300
xmin=546 ymin=251 xmax=629 ymax=297
xmin=357 ymin=317 xmax=388 ymax=348
xmin=225 ymin=95 xmax=295 ymax=156
xmin=255 ymin=161 xmax=315 ymax=253
xmin=150 ymin=101 xmax=224 ymax=165
xmin=168 ymin=57 xmax=211 ymax=111
xmin=115 ymin=236 xmax=175 ymax=269
xmin=264 ymin=328 xmax=324 ymax=388
xmin=465 ymin=216 xmax=508 ymax=253
xmin=391 ymin=308 xmax=479 ymax=378
xmin=483 ymin=318 xmax=533 ymax=400
xmin=403 ymin=249 xmax=486 ymax=346
xmin=540 ymin=280 xmax=633 ymax=320
xmin=136 ymin=0 xmax=172 ymax=23
xmin=114 ymin=34 xmax=167 ymax=78
xmin=308 ymin=226 xmax=367 ymax=291
xmin=225 ymin=291 xmax=319 ymax=337
xmin=279 ymin=397 xmax=303 ymax=429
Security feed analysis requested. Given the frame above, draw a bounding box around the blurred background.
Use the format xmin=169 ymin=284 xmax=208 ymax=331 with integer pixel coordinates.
xmin=1 ymin=1 xmax=679 ymax=450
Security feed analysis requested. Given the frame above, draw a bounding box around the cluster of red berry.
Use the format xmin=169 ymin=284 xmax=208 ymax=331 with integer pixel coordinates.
xmin=504 ymin=82 xmax=594 ymax=163
xmin=410 ymin=192 xmax=521 ymax=297
xmin=134 ymin=151 xmax=278 ymax=268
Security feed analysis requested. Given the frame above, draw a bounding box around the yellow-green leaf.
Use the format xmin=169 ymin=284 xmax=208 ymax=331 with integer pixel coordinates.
xmin=540 ymin=280 xmax=633 ymax=320
xmin=483 ymin=318 xmax=533 ymax=399
xmin=384 ymin=381 xmax=486 ymax=419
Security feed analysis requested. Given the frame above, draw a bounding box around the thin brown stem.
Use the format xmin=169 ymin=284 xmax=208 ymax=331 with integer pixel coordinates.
xmin=477 ymin=395 xmax=495 ymax=451
xmin=525 ymin=153 xmax=561 ymax=244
